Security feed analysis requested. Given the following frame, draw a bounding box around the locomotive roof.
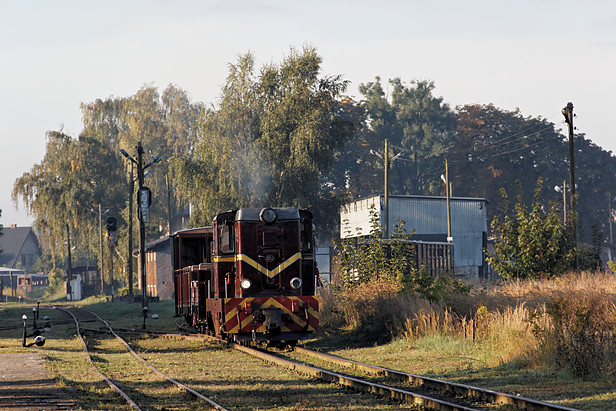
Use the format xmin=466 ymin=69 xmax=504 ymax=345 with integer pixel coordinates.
xmin=235 ymin=207 xmax=300 ymax=221
xmin=171 ymin=226 xmax=213 ymax=237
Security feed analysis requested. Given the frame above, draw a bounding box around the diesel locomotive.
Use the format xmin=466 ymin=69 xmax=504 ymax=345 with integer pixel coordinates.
xmin=173 ymin=207 xmax=319 ymax=343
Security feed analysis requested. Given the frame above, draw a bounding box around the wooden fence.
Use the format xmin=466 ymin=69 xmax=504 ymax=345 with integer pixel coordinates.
xmin=414 ymin=241 xmax=454 ymax=277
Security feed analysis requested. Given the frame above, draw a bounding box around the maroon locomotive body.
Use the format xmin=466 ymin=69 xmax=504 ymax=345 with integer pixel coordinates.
xmin=173 ymin=207 xmax=319 ymax=343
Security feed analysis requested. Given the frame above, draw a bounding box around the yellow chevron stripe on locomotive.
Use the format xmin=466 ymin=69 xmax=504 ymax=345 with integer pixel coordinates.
xmin=213 ymin=253 xmax=301 ymax=278
xmin=223 ymin=296 xmax=319 ymax=334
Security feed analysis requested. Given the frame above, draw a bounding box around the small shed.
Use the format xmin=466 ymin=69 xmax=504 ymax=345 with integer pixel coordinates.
xmin=142 ymin=237 xmax=173 ymax=300
xmin=340 ymin=194 xmax=489 ymax=279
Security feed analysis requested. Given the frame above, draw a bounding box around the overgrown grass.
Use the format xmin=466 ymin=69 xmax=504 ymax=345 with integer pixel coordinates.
xmin=4 ymin=272 xmax=616 ymax=409
xmin=315 ymin=271 xmax=616 ymax=409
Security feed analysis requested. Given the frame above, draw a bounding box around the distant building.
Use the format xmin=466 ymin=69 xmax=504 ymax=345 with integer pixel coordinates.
xmin=340 ymin=194 xmax=489 ymax=279
xmin=17 ymin=273 xmax=49 ymax=295
xmin=0 ymin=268 xmax=24 ymax=299
xmin=0 ymin=225 xmax=42 ymax=272
xmin=141 ymin=237 xmax=173 ymax=300
xmin=72 ymin=266 xmax=100 ymax=297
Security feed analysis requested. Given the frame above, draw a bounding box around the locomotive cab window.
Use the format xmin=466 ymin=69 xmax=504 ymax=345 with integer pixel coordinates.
xmin=300 ymin=220 xmax=313 ymax=252
xmin=219 ymin=222 xmax=235 ymax=254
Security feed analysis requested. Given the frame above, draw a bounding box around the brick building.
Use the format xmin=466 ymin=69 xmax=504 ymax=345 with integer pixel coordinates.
xmin=142 ymin=237 xmax=173 ymax=300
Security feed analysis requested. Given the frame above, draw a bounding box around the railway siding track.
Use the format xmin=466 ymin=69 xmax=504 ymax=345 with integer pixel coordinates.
xmin=159 ymin=331 xmax=477 ymax=409
xmin=161 ymin=330 xmax=576 ymax=410
xmin=292 ymin=346 xmax=581 ymax=411
xmin=233 ymin=343 xmax=477 ymax=410
xmin=53 ymin=315 xmax=580 ymax=411
xmin=55 ymin=307 xmax=142 ymax=410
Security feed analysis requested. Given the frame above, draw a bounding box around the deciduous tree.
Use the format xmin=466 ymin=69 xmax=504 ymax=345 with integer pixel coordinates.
xmin=174 ymin=47 xmax=356 ymax=231
xmin=486 ymin=178 xmax=573 ymax=279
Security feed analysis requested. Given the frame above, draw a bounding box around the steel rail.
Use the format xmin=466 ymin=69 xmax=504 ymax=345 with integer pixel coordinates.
xmin=87 ymin=311 xmax=228 ymax=411
xmin=54 ymin=307 xmax=142 ymax=411
xmin=162 ymin=330 xmax=477 ymax=409
xmin=233 ymin=343 xmax=477 ymax=411
xmin=294 ymin=346 xmax=580 ymax=411
xmin=165 ymin=326 xmax=580 ymax=410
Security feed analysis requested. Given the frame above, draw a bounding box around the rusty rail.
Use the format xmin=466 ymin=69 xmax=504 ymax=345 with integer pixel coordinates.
xmin=294 ymin=346 xmax=580 ymax=411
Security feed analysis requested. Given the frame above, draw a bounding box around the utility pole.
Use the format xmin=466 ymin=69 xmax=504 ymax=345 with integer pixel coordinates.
xmin=99 ymin=204 xmax=104 ymax=295
xmin=128 ymin=162 xmax=134 ymax=297
xmin=371 ymin=139 xmax=402 ymax=240
xmin=166 ymin=174 xmax=172 ymax=235
xmin=562 ymin=102 xmax=576 ymax=211
xmin=66 ymin=224 xmax=73 ymax=300
xmin=562 ymin=102 xmax=577 ymax=268
xmin=609 ymin=192 xmax=613 ymax=262
xmin=384 ymin=139 xmax=389 ymax=239
xmin=445 ymin=158 xmax=452 ymax=243
xmin=121 ymin=143 xmax=161 ymax=310
xmin=137 ymin=142 xmax=147 ymax=309
xmin=562 ymin=180 xmax=567 ymax=223
xmin=106 ymin=217 xmax=117 ymax=302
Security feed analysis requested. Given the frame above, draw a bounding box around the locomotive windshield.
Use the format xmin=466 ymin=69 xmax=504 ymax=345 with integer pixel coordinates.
xmin=219 ymin=222 xmax=234 ymax=254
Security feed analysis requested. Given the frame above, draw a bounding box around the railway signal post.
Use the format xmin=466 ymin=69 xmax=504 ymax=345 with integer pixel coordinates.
xmin=120 ymin=142 xmax=161 ymax=311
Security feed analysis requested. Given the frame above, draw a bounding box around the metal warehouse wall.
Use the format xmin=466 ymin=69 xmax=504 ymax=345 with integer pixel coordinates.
xmin=340 ymin=195 xmax=488 ymax=277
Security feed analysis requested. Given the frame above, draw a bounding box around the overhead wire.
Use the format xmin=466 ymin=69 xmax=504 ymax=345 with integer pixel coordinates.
xmin=419 ymin=113 xmax=566 ymax=176
xmin=368 ymin=111 xmax=566 ymax=178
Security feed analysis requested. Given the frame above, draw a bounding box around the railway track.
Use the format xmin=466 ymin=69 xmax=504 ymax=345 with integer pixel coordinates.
xmin=165 ymin=329 xmax=580 ymax=410
xmin=54 ymin=306 xmax=227 ymax=411
xmin=46 ymin=307 xmax=580 ymax=410
xmin=290 ymin=346 xmax=581 ymax=411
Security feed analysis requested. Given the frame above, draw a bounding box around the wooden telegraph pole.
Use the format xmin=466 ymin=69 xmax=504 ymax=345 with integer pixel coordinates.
xmin=562 ymin=102 xmax=577 ymax=268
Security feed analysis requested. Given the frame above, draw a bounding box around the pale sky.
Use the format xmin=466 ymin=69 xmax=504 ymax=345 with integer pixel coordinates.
xmin=2 ymin=0 xmax=615 ymax=227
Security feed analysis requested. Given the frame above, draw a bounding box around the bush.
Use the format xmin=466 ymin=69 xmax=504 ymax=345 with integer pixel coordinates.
xmin=530 ymin=290 xmax=616 ymax=380
xmin=487 ymin=178 xmax=574 ymax=279
xmin=338 ymin=277 xmax=403 ymax=343
xmin=45 ymin=267 xmax=66 ymax=296
xmin=316 ymin=287 xmax=346 ymax=335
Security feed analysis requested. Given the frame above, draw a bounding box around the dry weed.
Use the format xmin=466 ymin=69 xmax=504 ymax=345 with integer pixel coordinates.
xmin=530 ymin=288 xmax=616 ymax=380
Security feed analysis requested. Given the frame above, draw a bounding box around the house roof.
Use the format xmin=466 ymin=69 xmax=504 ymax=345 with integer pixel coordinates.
xmin=0 ymin=226 xmax=39 ymax=268
xmin=132 ymin=236 xmax=171 ymax=256
xmin=145 ymin=236 xmax=171 ymax=252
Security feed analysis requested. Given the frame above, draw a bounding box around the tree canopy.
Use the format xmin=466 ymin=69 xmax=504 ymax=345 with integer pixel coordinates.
xmin=173 ymin=47 xmax=358 ymax=231
xmin=12 ymin=46 xmax=616 ymax=285
xmin=13 ymin=85 xmax=202 ymax=286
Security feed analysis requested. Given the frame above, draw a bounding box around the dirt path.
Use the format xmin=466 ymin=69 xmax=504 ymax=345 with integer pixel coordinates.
xmin=0 ymin=353 xmax=80 ymax=410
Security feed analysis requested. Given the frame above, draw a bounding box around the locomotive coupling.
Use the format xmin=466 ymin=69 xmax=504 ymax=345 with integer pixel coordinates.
xmin=259 ymin=307 xmax=284 ymax=336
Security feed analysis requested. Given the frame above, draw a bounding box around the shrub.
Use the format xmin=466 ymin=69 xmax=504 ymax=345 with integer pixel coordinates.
xmin=486 ymin=178 xmax=574 ymax=279
xmin=530 ymin=290 xmax=616 ymax=380
xmin=337 ymin=277 xmax=403 ymax=341
xmin=333 ymin=211 xmax=467 ymax=302
xmin=316 ymin=287 xmax=346 ymax=335
xmin=45 ymin=267 xmax=66 ymax=296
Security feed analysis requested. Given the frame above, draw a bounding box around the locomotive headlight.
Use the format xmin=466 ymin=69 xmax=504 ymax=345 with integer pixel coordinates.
xmin=290 ymin=277 xmax=303 ymax=290
xmin=240 ymin=279 xmax=252 ymax=290
xmin=259 ymin=207 xmax=277 ymax=224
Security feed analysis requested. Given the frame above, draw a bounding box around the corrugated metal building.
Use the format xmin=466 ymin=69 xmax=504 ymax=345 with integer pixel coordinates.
xmin=340 ymin=195 xmax=488 ymax=279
